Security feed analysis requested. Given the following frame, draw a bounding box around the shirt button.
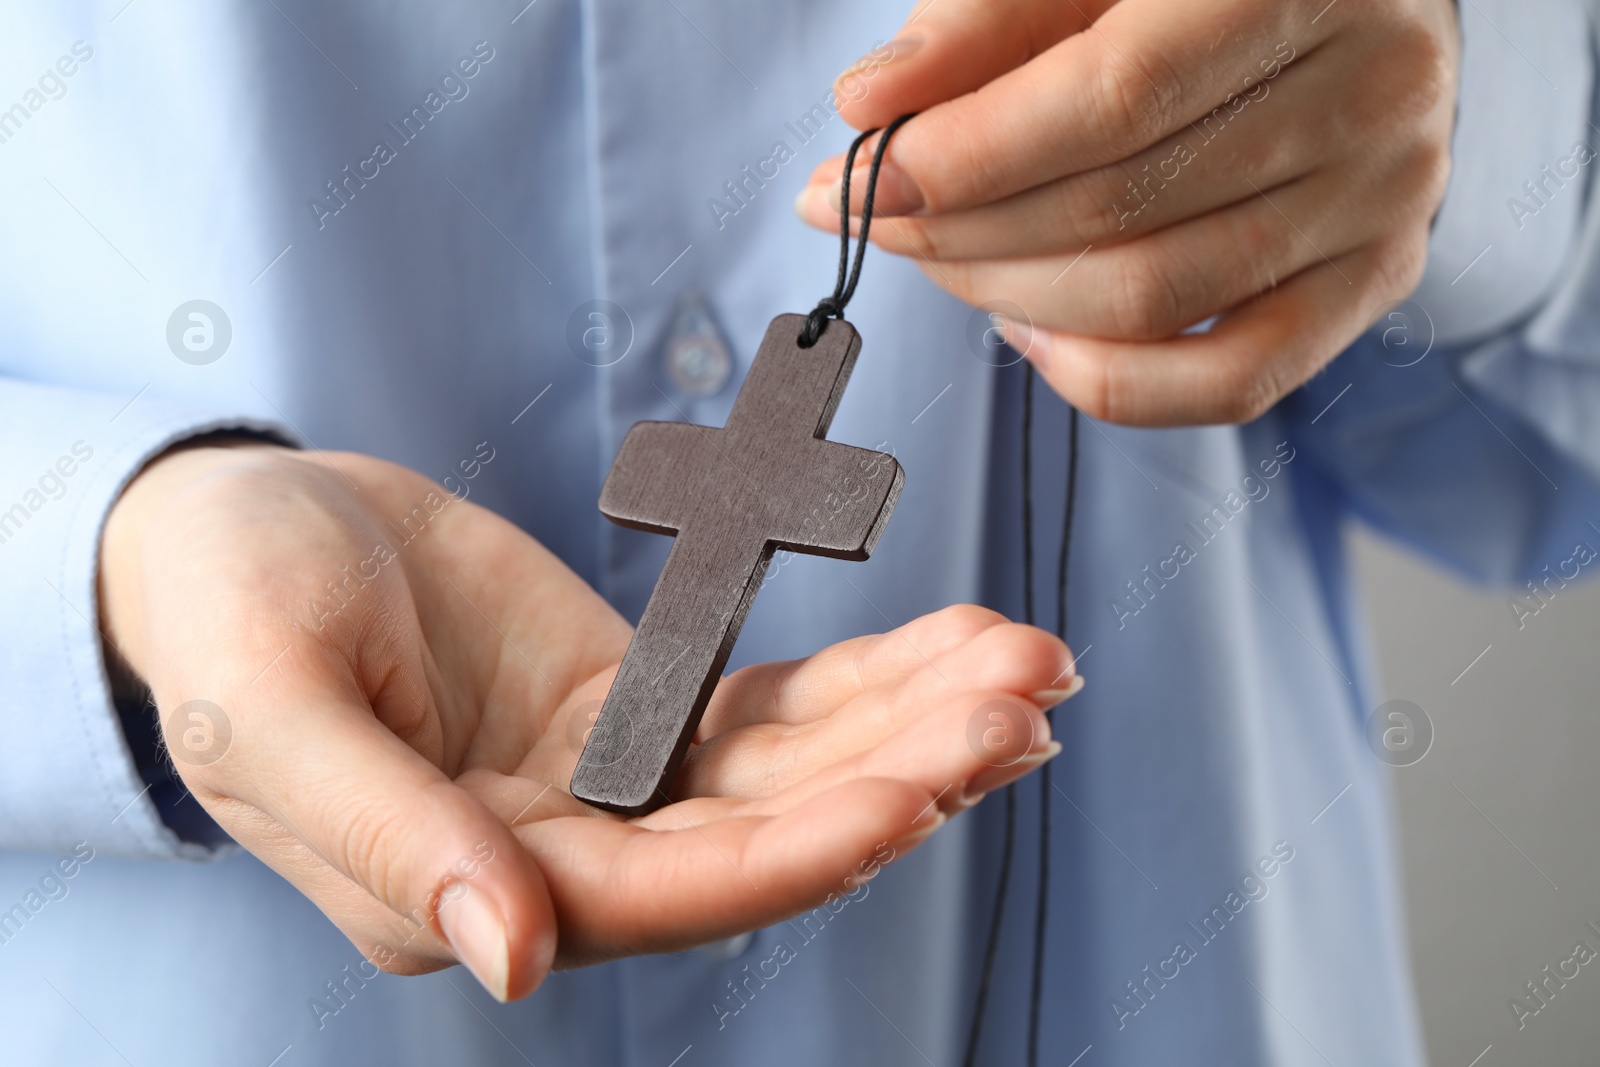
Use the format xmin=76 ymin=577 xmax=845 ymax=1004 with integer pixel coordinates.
xmin=664 ymin=295 xmax=733 ymax=397
xmin=699 ymin=932 xmax=754 ymax=961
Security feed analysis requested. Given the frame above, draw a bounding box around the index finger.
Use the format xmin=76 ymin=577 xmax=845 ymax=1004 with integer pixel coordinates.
xmin=828 ymin=0 xmax=1320 ymax=215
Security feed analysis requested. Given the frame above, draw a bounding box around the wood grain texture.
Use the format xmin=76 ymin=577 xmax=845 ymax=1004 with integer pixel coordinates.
xmin=570 ymin=314 xmax=904 ymax=815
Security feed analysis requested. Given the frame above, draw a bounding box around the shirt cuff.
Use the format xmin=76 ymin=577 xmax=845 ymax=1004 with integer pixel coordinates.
xmin=1411 ymin=0 xmax=1594 ymax=346
xmin=0 ymin=378 xmax=292 ymax=860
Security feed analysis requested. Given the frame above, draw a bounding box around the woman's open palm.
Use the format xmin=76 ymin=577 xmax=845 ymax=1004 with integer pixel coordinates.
xmin=100 ymin=444 xmax=1075 ymax=999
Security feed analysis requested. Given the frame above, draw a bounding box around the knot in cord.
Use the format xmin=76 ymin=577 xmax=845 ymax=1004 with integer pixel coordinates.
xmin=796 ymin=113 xmax=916 ymax=348
xmin=799 ymin=297 xmax=842 ymax=348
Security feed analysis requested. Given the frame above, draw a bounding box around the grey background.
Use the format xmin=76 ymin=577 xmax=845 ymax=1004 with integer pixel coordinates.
xmin=1354 ymin=526 xmax=1600 ymax=1067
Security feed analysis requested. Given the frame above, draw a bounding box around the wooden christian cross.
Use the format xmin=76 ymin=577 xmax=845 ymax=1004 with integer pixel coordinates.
xmin=571 ymin=313 xmax=904 ymax=815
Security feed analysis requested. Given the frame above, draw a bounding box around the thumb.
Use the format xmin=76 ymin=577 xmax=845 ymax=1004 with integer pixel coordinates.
xmin=166 ymin=652 xmax=558 ymax=1002
xmin=830 ymin=0 xmax=1098 ymax=131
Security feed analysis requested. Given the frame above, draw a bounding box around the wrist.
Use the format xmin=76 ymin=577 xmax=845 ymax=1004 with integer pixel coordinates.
xmin=98 ymin=438 xmax=289 ymax=677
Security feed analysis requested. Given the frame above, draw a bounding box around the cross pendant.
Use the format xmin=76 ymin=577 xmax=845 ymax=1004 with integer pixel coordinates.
xmin=570 ymin=313 xmax=904 ymax=815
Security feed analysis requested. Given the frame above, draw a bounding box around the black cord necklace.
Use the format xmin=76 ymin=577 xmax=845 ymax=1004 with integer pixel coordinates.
xmin=802 ymin=114 xmax=1081 ymax=1067
xmin=963 ymin=367 xmax=1080 ymax=1067
xmin=798 ymin=113 xmax=916 ymax=348
xmin=1029 ymin=388 xmax=1080 ymax=1067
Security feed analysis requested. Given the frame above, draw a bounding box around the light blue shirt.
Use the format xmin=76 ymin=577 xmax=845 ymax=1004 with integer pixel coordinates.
xmin=3 ymin=2 xmax=1599 ymax=1064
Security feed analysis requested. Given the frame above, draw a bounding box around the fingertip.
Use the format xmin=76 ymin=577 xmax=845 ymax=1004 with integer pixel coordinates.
xmin=1000 ymin=315 xmax=1042 ymax=366
xmin=831 ymin=35 xmax=926 ymax=128
xmin=1017 ymin=326 xmax=1114 ymax=423
xmin=500 ymin=868 xmax=559 ymax=1000
xmin=806 ymin=155 xmax=847 ymax=188
xmin=438 ymin=881 xmax=512 ymax=1001
xmin=888 ymin=807 xmax=946 ymax=854
xmin=510 ymin=919 xmax=558 ymax=1001
xmin=443 ymin=869 xmax=557 ymax=1002
xmin=848 ymin=158 xmax=926 ymax=218
xmin=425 ymin=799 xmax=557 ymax=1001
xmin=917 ymin=603 xmax=1011 ymax=649
xmin=971 ymin=621 xmax=1075 ymax=691
xmin=769 ymin=775 xmax=931 ymax=845
xmin=958 ymin=719 xmax=1060 ymax=804
xmin=835 ymin=34 xmax=924 ymax=83
xmin=1029 ymin=673 xmax=1086 ymax=711
xmin=793 ymin=182 xmax=835 ymax=229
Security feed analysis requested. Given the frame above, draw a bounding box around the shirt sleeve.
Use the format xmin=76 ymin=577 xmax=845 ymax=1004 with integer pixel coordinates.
xmin=1447 ymin=0 xmax=1600 ymax=479
xmin=0 ymin=377 xmax=290 ymax=860
xmin=1460 ymin=167 xmax=1600 ymax=481
xmin=1282 ymin=0 xmax=1600 ymax=586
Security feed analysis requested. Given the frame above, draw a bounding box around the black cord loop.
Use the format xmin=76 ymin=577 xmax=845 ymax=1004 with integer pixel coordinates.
xmin=797 ymin=113 xmax=917 ymax=347
xmin=964 ymin=372 xmax=1081 ymax=1067
xmin=792 ymin=109 xmax=1084 ymax=1067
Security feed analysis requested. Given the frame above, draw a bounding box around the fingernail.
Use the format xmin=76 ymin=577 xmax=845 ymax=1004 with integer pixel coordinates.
xmin=438 ymin=881 xmax=510 ymax=1002
xmin=964 ymin=741 xmax=1062 ymax=803
xmin=881 ymin=34 xmax=924 ymax=63
xmin=1029 ymin=675 xmax=1086 ymax=710
xmin=829 ymin=160 xmax=924 ymax=218
xmin=998 ymin=316 xmax=1036 ymax=359
xmin=836 ymin=34 xmax=923 ymax=83
xmin=891 ymin=808 xmax=947 ymax=851
xmin=794 ymin=182 xmax=827 ymax=223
